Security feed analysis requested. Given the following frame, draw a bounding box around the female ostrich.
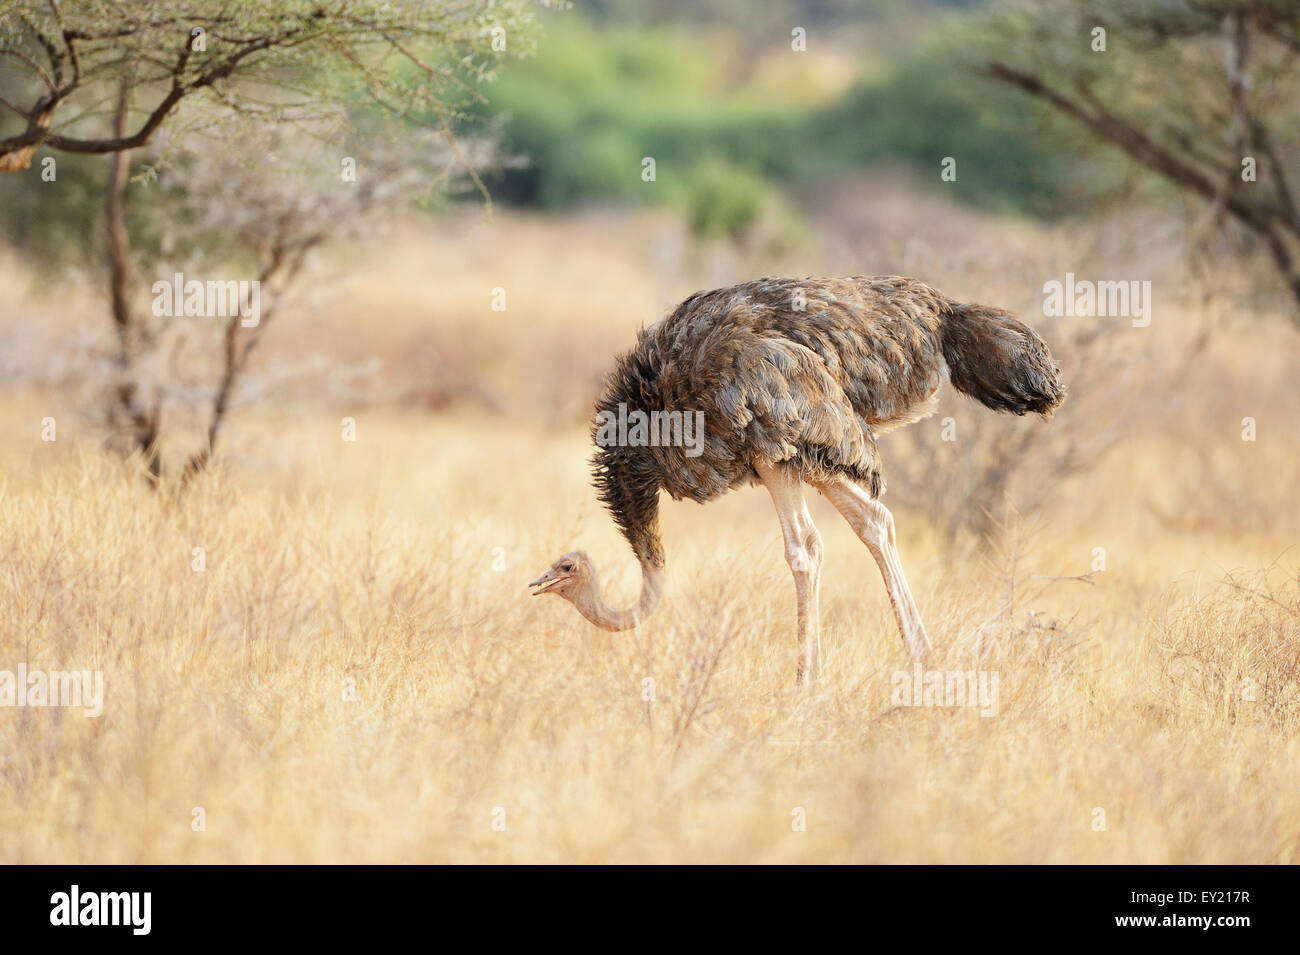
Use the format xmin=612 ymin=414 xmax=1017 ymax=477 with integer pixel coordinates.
xmin=529 ymin=276 xmax=1064 ymax=684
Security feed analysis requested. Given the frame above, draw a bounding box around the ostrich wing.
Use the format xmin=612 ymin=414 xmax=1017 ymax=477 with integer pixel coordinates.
xmin=660 ymin=330 xmax=882 ymax=501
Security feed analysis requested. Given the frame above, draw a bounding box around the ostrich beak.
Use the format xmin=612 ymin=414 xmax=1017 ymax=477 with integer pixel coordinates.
xmin=528 ymin=569 xmax=568 ymax=595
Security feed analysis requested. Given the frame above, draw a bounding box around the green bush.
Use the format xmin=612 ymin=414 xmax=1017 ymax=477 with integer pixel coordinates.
xmin=684 ymin=157 xmax=769 ymax=240
xmin=471 ymin=15 xmax=1089 ymax=219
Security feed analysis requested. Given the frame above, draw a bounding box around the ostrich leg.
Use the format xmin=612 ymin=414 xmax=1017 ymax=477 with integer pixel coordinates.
xmin=757 ymin=462 xmax=824 ymax=685
xmin=815 ymin=475 xmax=932 ymax=663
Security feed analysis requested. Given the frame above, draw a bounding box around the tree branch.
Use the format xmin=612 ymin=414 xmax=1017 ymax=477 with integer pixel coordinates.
xmin=986 ymin=61 xmax=1287 ymax=238
xmin=986 ymin=57 xmax=1300 ymax=318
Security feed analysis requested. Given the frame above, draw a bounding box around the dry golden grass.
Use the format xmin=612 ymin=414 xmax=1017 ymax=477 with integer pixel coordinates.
xmin=2 ymin=398 xmax=1298 ymax=863
xmin=3 ymin=189 xmax=1300 ymax=863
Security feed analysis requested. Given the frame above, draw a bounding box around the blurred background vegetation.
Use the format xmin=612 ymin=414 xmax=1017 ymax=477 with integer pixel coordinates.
xmin=0 ymin=0 xmax=1112 ymax=261
xmin=468 ymin=2 xmax=1096 ymax=233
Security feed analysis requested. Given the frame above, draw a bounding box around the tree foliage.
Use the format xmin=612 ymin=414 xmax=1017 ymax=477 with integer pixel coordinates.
xmin=0 ymin=0 xmax=535 ymax=170
xmin=977 ymin=0 xmax=1300 ymax=315
xmin=0 ymin=0 xmax=535 ymax=483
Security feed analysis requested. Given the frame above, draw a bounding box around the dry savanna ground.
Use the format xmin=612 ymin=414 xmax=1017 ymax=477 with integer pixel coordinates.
xmin=2 ymin=181 xmax=1299 ymax=863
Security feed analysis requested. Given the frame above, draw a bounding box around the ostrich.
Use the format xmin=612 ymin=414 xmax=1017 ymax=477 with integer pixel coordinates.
xmin=529 ymin=276 xmax=1064 ymax=684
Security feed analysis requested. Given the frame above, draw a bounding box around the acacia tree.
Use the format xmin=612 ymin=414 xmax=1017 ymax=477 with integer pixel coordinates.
xmin=0 ymin=0 xmax=532 ymax=479
xmin=0 ymin=0 xmax=532 ymax=170
xmin=129 ymin=126 xmax=499 ymax=482
xmin=978 ymin=0 xmax=1300 ymax=316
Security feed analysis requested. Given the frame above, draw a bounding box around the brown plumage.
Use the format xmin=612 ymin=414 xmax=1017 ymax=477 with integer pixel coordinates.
xmin=530 ymin=276 xmax=1065 ymax=684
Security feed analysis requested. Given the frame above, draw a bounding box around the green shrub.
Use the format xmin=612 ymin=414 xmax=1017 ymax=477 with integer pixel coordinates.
xmin=471 ymin=15 xmax=1090 ymax=218
xmin=684 ymin=157 xmax=769 ymax=240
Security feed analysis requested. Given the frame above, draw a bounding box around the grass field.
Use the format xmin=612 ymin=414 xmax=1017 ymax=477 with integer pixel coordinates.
xmin=3 ymin=185 xmax=1299 ymax=863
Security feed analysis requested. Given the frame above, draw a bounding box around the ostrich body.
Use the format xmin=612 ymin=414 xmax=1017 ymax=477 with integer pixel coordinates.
xmin=530 ymin=276 xmax=1064 ymax=683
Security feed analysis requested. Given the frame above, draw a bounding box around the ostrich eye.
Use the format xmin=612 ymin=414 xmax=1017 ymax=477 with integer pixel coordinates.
xmin=559 ymin=562 xmax=573 ymax=572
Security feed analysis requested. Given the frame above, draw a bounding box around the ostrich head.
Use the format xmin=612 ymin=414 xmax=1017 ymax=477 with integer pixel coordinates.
xmin=528 ymin=549 xmax=663 ymax=632
xmin=528 ymin=551 xmax=593 ymax=601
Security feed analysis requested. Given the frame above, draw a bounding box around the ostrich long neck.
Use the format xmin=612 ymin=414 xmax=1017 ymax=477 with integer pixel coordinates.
xmin=572 ymin=556 xmax=664 ymax=631
xmin=586 ymin=436 xmax=666 ymax=631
